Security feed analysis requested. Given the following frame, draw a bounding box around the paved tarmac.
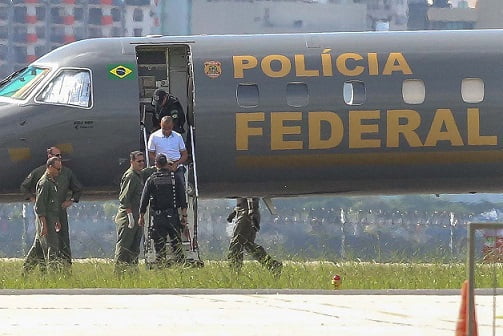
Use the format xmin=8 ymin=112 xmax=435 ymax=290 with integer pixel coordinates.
xmin=1 ymin=289 xmax=502 ymax=336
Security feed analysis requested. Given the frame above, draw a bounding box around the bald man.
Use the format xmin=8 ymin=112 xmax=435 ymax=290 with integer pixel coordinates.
xmin=21 ymin=146 xmax=82 ymax=274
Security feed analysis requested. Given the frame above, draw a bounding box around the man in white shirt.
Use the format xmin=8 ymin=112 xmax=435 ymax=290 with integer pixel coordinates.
xmin=147 ymin=116 xmax=188 ymax=210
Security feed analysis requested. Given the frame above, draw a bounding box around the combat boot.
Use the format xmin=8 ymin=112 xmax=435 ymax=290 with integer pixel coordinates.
xmin=269 ymin=260 xmax=283 ymax=279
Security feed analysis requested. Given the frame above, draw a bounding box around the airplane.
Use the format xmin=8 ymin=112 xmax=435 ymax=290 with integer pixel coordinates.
xmin=0 ymin=29 xmax=502 ymax=205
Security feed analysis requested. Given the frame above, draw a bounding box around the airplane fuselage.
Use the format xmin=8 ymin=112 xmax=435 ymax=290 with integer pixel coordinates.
xmin=0 ymin=30 xmax=502 ymax=200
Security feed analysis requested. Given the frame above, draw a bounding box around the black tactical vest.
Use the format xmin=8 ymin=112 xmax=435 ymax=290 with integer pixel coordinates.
xmin=149 ymin=170 xmax=177 ymax=210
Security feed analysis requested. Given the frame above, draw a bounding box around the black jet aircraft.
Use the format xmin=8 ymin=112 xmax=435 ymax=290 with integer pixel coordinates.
xmin=0 ymin=29 xmax=502 ymax=203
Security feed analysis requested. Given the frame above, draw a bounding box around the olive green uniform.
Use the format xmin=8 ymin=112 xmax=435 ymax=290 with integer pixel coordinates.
xmin=227 ymin=198 xmax=282 ymax=277
xmin=21 ymin=165 xmax=82 ymax=273
xmin=114 ymin=167 xmax=154 ymax=273
xmin=35 ymin=173 xmax=61 ymax=270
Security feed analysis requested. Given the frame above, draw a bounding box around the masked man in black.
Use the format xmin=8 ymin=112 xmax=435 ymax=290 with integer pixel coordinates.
xmin=152 ymin=89 xmax=186 ymax=134
xmin=139 ymin=154 xmax=187 ymax=267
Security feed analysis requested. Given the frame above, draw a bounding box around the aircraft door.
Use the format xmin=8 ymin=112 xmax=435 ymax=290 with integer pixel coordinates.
xmin=136 ymin=45 xmax=191 ymax=144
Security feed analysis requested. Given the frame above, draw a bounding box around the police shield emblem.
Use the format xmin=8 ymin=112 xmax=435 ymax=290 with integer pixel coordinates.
xmin=204 ymin=61 xmax=222 ymax=79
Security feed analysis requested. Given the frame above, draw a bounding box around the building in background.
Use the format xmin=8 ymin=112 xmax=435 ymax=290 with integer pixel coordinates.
xmin=5 ymin=0 xmax=503 ymax=80
xmin=190 ymin=1 xmax=368 ymax=34
xmin=427 ymin=1 xmax=477 ymax=29
xmin=152 ymin=0 xmax=411 ymax=35
xmin=407 ymin=0 xmax=429 ymax=29
xmin=0 ymin=0 xmax=154 ymax=78
xmin=151 ymin=0 xmax=189 ymax=36
xmin=475 ymin=0 xmax=503 ymax=29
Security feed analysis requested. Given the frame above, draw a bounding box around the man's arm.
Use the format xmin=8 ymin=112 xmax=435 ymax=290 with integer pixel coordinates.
xmin=68 ymin=169 xmax=83 ymax=202
xmin=20 ymin=173 xmax=36 ymax=201
xmin=138 ymin=178 xmax=152 ymax=227
xmin=147 ymin=134 xmax=156 ymax=165
xmin=60 ymin=169 xmax=82 ymax=209
xmin=34 ymin=181 xmax=48 ymax=236
xmin=174 ymin=132 xmax=188 ymax=167
xmin=118 ymin=172 xmax=134 ymax=211
xmin=141 ymin=167 xmax=156 ymax=181
xmin=174 ymin=102 xmax=185 ymax=131
xmin=139 ymin=178 xmax=152 ymax=215
xmin=34 ymin=182 xmax=48 ymax=218
xmin=148 ymin=151 xmax=156 ymax=164
xmin=176 ymin=149 xmax=188 ymax=166
xmin=20 ymin=167 xmax=43 ymax=201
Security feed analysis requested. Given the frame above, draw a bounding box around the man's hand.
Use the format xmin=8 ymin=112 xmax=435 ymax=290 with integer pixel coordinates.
xmin=182 ymin=225 xmax=190 ymax=240
xmin=168 ymin=162 xmax=179 ymax=172
xmin=61 ymin=200 xmax=74 ymax=209
xmin=181 ymin=215 xmax=188 ymax=226
xmin=55 ymin=221 xmax=61 ymax=232
xmin=39 ymin=217 xmax=47 ymax=237
xmin=227 ymin=210 xmax=236 ymax=223
xmin=138 ymin=215 xmax=145 ymax=227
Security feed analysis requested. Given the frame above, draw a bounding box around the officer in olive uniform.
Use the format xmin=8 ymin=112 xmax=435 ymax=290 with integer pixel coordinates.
xmin=21 ymin=147 xmax=82 ymax=274
xmin=139 ymin=154 xmax=188 ymax=267
xmin=114 ymin=151 xmax=155 ymax=275
xmin=35 ymin=157 xmax=63 ymax=271
xmin=227 ymin=198 xmax=282 ymax=277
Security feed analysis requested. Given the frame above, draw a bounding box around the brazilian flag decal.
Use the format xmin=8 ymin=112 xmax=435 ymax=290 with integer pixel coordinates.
xmin=107 ymin=64 xmax=135 ymax=79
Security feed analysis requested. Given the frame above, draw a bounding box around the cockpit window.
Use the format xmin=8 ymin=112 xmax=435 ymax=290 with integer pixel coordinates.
xmin=0 ymin=66 xmax=50 ymax=99
xmin=37 ymin=69 xmax=92 ymax=108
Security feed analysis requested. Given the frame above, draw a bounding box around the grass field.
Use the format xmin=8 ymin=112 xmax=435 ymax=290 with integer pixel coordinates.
xmin=1 ymin=259 xmax=502 ymax=290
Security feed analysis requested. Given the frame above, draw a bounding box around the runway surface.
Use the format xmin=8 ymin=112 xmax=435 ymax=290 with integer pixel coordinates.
xmin=1 ymin=289 xmax=502 ymax=336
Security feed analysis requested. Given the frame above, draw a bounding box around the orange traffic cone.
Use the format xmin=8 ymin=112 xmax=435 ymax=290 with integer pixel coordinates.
xmin=455 ymin=280 xmax=478 ymax=336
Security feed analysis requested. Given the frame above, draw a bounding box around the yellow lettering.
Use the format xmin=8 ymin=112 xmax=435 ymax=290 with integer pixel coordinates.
xmin=367 ymin=52 xmax=379 ymax=76
xmin=386 ymin=109 xmax=422 ymax=148
xmin=236 ymin=112 xmax=264 ymax=150
xmin=295 ymin=54 xmax=319 ymax=77
xmin=261 ymin=55 xmax=291 ymax=78
xmin=233 ymin=55 xmax=258 ymax=79
xmin=349 ymin=110 xmax=381 ymax=148
xmin=308 ymin=112 xmax=344 ymax=149
xmin=321 ymin=49 xmax=333 ymax=77
xmin=467 ymin=108 xmax=497 ymax=146
xmin=336 ymin=53 xmax=364 ymax=76
xmin=271 ymin=112 xmax=303 ymax=150
xmin=382 ymin=52 xmax=412 ymax=75
xmin=424 ymin=109 xmax=463 ymax=146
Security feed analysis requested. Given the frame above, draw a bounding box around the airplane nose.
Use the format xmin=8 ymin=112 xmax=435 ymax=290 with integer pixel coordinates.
xmin=0 ymin=100 xmax=12 ymax=110
xmin=0 ymin=102 xmax=29 ymax=194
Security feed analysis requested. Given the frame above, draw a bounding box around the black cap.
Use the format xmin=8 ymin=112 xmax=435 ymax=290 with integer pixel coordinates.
xmin=152 ymin=89 xmax=167 ymax=106
xmin=154 ymin=153 xmax=168 ymax=165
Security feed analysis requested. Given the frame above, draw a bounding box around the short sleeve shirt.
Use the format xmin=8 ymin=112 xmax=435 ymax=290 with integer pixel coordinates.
xmin=147 ymin=129 xmax=186 ymax=161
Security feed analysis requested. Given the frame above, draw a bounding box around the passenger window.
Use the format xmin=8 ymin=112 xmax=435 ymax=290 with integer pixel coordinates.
xmin=286 ymin=82 xmax=308 ymax=107
xmin=402 ymin=79 xmax=425 ymax=105
xmin=37 ymin=69 xmax=92 ymax=108
xmin=343 ymin=80 xmax=366 ymax=105
xmin=461 ymin=78 xmax=484 ymax=103
xmin=237 ymin=83 xmax=259 ymax=108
